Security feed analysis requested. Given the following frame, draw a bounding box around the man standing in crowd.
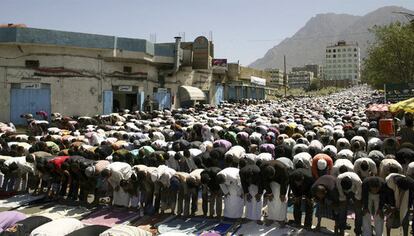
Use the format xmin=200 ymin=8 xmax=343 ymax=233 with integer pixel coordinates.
xmin=240 ymin=164 xmax=263 ymax=223
xmin=361 ymin=176 xmax=386 ymax=236
xmin=312 ymin=175 xmax=340 ymax=233
xmin=201 ymin=166 xmax=223 ymax=218
xmin=132 ymin=164 xmax=157 ymax=214
xmin=261 ymin=160 xmax=289 ymax=226
xmin=46 ymin=155 xmax=72 ymax=199
xmin=385 ymin=173 xmax=414 ymax=236
xmin=85 ymin=160 xmax=110 ymax=205
xmin=289 ymin=168 xmax=314 ymax=229
xmin=151 ymin=165 xmax=176 ymax=214
xmin=217 ymin=167 xmax=244 ymax=219
xmin=336 ymin=172 xmax=363 ymax=236
xmin=143 ymin=95 xmax=152 ymax=113
xmin=186 ymin=168 xmax=204 ymax=216
xmin=174 ymin=171 xmax=190 ymax=217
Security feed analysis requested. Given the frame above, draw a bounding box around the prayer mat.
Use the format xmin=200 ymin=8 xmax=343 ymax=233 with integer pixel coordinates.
xmin=134 ymin=214 xmax=173 ymax=235
xmin=33 ymin=204 xmax=91 ymax=219
xmin=81 ymin=207 xmax=140 ymax=227
xmin=157 ymin=217 xmax=219 ymax=235
xmin=153 ymin=215 xmax=176 ymax=227
xmin=15 ymin=202 xmax=56 ymax=215
xmin=133 ymin=214 xmax=172 ymax=227
xmin=0 ymin=194 xmax=45 ymax=210
xmin=211 ymin=222 xmax=234 ymax=235
xmin=233 ymin=221 xmax=337 ymax=236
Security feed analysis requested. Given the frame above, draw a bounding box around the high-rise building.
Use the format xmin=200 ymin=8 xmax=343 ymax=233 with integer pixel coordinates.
xmin=324 ymin=41 xmax=360 ymax=82
xmin=265 ymin=68 xmax=284 ymax=88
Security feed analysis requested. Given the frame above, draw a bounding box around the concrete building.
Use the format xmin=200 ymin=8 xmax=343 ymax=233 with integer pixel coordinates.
xmin=324 ymin=41 xmax=361 ymax=87
xmin=292 ymin=64 xmax=322 ymax=78
xmin=265 ymin=68 xmax=284 ymax=88
xmin=288 ymin=71 xmax=313 ymax=89
xmin=224 ymin=64 xmax=270 ymax=101
xmin=0 ymin=26 xmax=224 ymax=123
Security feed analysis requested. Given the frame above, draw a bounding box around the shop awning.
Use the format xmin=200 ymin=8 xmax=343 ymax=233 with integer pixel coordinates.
xmin=179 ymin=86 xmax=206 ymax=101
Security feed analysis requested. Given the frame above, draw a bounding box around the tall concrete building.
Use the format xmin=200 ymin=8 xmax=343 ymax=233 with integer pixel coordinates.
xmin=324 ymin=41 xmax=360 ymax=86
xmin=288 ymin=71 xmax=313 ymax=89
xmin=265 ymin=68 xmax=284 ymax=88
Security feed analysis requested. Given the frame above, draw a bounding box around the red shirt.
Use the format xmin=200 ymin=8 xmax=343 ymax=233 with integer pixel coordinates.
xmin=312 ymin=154 xmax=333 ymax=179
xmin=48 ymin=156 xmax=71 ymax=169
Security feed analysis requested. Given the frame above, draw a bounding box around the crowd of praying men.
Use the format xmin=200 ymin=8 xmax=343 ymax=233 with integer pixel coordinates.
xmin=0 ymin=86 xmax=414 ymax=236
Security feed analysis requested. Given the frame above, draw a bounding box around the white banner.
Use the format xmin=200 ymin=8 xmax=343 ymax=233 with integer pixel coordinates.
xmin=250 ymin=76 xmax=266 ymax=86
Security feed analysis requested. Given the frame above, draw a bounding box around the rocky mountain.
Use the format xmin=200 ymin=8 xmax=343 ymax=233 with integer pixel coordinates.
xmin=249 ymin=6 xmax=413 ymax=71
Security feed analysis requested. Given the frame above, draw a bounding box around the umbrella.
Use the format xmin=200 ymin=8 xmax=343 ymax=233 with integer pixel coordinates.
xmin=389 ymin=98 xmax=414 ymax=113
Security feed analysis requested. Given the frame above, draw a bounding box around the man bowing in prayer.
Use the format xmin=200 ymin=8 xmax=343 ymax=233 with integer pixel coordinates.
xmin=200 ymin=167 xmax=223 ymax=218
xmin=289 ymin=168 xmax=315 ymax=229
xmin=260 ymin=160 xmax=289 ymax=226
xmin=101 ymin=161 xmax=132 ymax=207
xmin=217 ymin=167 xmax=244 ymax=220
xmin=240 ymin=164 xmax=263 ymax=224
xmin=336 ymin=172 xmax=363 ymax=236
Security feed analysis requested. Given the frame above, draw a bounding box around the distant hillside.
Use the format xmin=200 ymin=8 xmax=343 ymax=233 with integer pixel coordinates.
xmin=249 ymin=6 xmax=413 ymax=71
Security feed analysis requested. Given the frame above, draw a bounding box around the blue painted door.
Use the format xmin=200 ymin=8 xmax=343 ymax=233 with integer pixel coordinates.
xmin=103 ymin=90 xmax=113 ymax=115
xmin=259 ymin=88 xmax=265 ymax=99
xmin=251 ymin=87 xmax=257 ymax=99
xmin=242 ymin=87 xmax=248 ymax=99
xmin=236 ymin=86 xmax=241 ymax=99
xmin=10 ymin=86 xmax=51 ymax=125
xmin=215 ymin=84 xmax=224 ymax=106
xmin=154 ymin=92 xmax=171 ymax=110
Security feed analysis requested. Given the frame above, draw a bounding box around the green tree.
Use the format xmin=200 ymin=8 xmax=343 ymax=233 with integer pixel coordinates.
xmin=308 ymin=77 xmax=321 ymax=91
xmin=362 ymin=22 xmax=414 ymax=88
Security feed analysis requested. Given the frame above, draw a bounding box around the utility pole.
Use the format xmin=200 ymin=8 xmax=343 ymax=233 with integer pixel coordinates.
xmin=283 ymin=55 xmax=287 ymax=97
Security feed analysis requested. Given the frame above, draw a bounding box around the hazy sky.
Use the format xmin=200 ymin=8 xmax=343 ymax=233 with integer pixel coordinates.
xmin=1 ymin=0 xmax=413 ymax=65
